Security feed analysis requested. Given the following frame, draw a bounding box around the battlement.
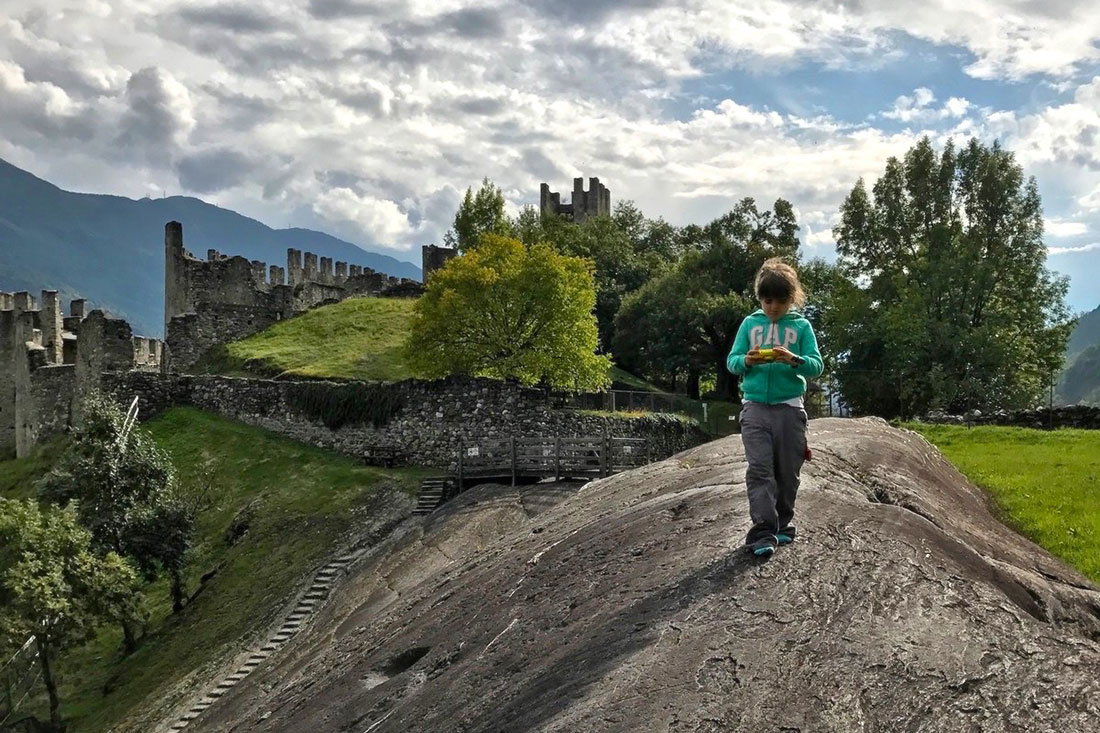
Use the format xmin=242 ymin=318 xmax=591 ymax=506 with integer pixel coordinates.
xmin=540 ymin=176 xmax=611 ymax=224
xmin=164 ymin=222 xmax=424 ymax=371
xmin=1 ymin=288 xmax=164 ymax=457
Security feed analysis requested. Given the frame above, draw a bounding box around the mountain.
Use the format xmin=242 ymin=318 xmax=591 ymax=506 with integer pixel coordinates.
xmin=1058 ymin=305 xmax=1100 ymax=405
xmin=1067 ymin=304 xmax=1100 ymax=358
xmin=0 ymin=158 xmax=422 ymax=336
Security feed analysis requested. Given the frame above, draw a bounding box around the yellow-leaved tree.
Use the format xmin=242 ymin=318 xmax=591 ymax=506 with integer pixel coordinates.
xmin=404 ymin=233 xmax=611 ymax=391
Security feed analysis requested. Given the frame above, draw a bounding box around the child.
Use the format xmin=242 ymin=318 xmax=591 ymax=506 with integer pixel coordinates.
xmin=726 ymin=258 xmax=823 ymax=557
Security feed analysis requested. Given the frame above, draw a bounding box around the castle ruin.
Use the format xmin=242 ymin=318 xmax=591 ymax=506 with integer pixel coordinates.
xmin=0 ymin=291 xmax=162 ymax=457
xmin=540 ymin=177 xmax=611 ymax=224
xmin=165 ymin=222 xmax=423 ymax=370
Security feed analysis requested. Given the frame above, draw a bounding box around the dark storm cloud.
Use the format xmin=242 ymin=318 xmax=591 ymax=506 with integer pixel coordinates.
xmin=175 ymin=147 xmax=258 ymax=193
xmin=306 ymin=0 xmax=385 ymax=20
xmin=115 ymin=67 xmax=190 ymax=157
xmin=454 ymin=96 xmax=507 ymax=116
xmin=521 ymin=0 xmax=665 ymax=24
xmin=173 ymin=4 xmax=283 ymax=34
xmin=438 ymin=7 xmax=506 ymax=39
xmin=200 ymin=83 xmax=281 ymax=130
xmin=521 ymin=148 xmax=566 ymax=181
xmin=347 ymin=39 xmax=446 ymax=70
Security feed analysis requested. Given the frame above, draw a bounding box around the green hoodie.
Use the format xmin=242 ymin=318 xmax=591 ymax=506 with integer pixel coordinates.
xmin=726 ymin=309 xmax=823 ymax=404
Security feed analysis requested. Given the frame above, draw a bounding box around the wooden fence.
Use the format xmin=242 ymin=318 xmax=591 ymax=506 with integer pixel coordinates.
xmin=456 ymin=436 xmax=649 ymax=487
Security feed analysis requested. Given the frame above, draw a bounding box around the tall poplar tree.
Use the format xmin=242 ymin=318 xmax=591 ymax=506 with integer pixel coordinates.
xmin=831 ymin=137 xmax=1073 ymax=416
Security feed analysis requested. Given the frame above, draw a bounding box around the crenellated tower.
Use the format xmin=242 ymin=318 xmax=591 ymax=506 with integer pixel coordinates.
xmin=540 ymin=176 xmax=611 ymax=224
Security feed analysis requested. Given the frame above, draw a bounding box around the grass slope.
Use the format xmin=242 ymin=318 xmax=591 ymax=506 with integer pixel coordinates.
xmin=1 ymin=408 xmax=433 ymax=732
xmin=908 ymin=423 xmax=1100 ymax=583
xmin=197 ymin=296 xmax=417 ymax=382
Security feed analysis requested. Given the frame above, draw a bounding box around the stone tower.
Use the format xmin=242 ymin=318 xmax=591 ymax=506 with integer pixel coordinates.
xmin=540 ymin=177 xmax=611 ymax=224
xmin=421 ymin=244 xmax=458 ymax=283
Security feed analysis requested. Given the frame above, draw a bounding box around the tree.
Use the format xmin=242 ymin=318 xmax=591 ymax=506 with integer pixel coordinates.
xmin=444 ymin=178 xmax=514 ymax=253
xmin=0 ymin=499 xmax=138 ymax=728
xmin=613 ymin=198 xmax=802 ymax=398
xmin=37 ymin=393 xmax=190 ymax=650
xmin=831 ymin=136 xmax=1074 ymax=416
xmin=403 ymin=233 xmax=612 ymax=390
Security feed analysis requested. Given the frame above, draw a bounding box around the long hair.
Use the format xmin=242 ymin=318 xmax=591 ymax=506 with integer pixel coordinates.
xmin=754 ymin=257 xmax=806 ymax=309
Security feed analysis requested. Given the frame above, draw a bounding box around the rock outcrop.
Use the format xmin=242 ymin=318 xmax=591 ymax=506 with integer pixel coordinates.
xmin=188 ymin=418 xmax=1100 ymax=732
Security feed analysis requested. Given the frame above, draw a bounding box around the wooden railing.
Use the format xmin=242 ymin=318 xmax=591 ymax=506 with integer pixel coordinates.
xmin=456 ymin=436 xmax=649 ymax=488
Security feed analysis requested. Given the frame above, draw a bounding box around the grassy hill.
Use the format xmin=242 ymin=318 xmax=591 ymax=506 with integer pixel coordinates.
xmin=196 ymin=296 xmax=418 ymax=382
xmin=0 ymin=408 xmax=434 ymax=732
xmin=908 ymin=423 xmax=1100 ymax=582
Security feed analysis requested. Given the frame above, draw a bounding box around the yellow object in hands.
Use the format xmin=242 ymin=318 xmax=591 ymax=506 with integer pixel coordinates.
xmin=757 ymin=348 xmax=776 ymax=361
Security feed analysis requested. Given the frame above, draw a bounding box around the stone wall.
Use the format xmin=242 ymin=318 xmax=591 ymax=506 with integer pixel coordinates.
xmin=102 ymin=372 xmax=707 ymax=468
xmin=25 ymin=364 xmax=76 ymax=449
xmin=922 ymin=405 xmax=1100 ymax=430
xmin=540 ymin=177 xmax=611 ymax=224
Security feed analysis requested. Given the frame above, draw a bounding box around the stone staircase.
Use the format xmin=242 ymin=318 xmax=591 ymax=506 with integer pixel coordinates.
xmin=412 ymin=476 xmax=448 ymax=516
xmin=164 ymin=551 xmax=358 ymax=732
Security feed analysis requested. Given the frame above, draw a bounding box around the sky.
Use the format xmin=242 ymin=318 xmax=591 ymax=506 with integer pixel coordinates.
xmin=1 ymin=0 xmax=1099 ymax=313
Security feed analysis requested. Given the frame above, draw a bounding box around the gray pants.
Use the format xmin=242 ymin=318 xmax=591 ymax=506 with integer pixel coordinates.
xmin=739 ymin=402 xmax=808 ymax=545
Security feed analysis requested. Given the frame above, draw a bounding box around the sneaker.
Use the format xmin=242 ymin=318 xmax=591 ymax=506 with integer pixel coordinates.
xmin=747 ymin=535 xmax=778 ymax=557
xmin=777 ymin=527 xmax=796 ymax=545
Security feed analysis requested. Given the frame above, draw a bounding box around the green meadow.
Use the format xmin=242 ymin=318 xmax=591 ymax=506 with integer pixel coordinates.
xmin=907 ymin=423 xmax=1100 ymax=583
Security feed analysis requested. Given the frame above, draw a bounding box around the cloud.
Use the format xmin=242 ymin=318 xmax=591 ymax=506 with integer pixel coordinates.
xmin=312 ymin=187 xmax=414 ymax=244
xmin=173 ymin=4 xmax=285 ymax=34
xmin=881 ymin=87 xmax=971 ymax=123
xmin=1047 ymin=242 xmax=1100 ymax=255
xmin=1045 ymin=219 xmax=1088 ymax=237
xmin=175 ymin=147 xmax=261 ymax=193
xmin=115 ymin=67 xmax=194 ymax=159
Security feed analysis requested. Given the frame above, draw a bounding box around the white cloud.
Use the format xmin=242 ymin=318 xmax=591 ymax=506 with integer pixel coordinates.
xmin=1045 ymin=219 xmax=1088 ymax=237
xmin=1080 ymin=184 xmax=1100 ymax=212
xmin=882 ymin=87 xmax=972 ymax=123
xmin=1048 ymin=242 xmax=1100 ymax=255
xmin=312 ymin=187 xmax=415 ymax=245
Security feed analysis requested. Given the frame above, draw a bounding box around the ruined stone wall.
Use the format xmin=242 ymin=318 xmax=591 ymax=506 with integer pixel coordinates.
xmin=0 ymin=291 xmax=163 ymax=456
xmin=25 ymin=364 xmax=76 ymax=450
xmin=166 ymin=305 xmax=281 ymax=371
xmin=164 ymin=222 xmax=425 ymax=372
xmin=422 ymin=245 xmax=458 ymax=283
xmin=922 ymin=405 xmax=1100 ymax=430
xmin=101 ymin=373 xmax=707 ymax=468
xmin=540 ymin=177 xmax=611 ymax=224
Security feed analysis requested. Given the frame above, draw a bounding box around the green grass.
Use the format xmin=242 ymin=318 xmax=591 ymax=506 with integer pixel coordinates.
xmin=195 ymin=296 xmax=418 ymax=382
xmin=1 ymin=407 xmax=436 ymax=732
xmin=0 ymin=437 xmax=67 ymax=500
xmin=906 ymin=423 xmax=1100 ymax=583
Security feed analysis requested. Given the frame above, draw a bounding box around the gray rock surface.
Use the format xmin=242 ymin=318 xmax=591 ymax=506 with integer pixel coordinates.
xmin=191 ymin=418 xmax=1100 ymax=732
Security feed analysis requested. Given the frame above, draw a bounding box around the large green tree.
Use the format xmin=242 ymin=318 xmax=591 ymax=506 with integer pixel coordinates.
xmin=37 ymin=393 xmax=191 ymax=648
xmin=0 ymin=499 xmax=137 ymax=728
xmin=832 ymin=137 xmax=1073 ymax=416
xmin=403 ymin=233 xmax=611 ymax=390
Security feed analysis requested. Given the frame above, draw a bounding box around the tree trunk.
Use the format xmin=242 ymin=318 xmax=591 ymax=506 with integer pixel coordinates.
xmin=36 ymin=637 xmax=61 ymax=729
xmin=715 ymin=358 xmax=736 ymax=399
xmin=171 ymin=569 xmax=185 ymax=613
xmin=686 ymin=369 xmax=701 ymax=400
xmin=121 ymin=619 xmax=137 ymax=656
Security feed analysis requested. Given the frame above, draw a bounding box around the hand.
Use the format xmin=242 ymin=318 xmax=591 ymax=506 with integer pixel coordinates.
xmin=771 ymin=346 xmax=801 ymax=365
xmin=745 ymin=348 xmax=765 ymax=367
